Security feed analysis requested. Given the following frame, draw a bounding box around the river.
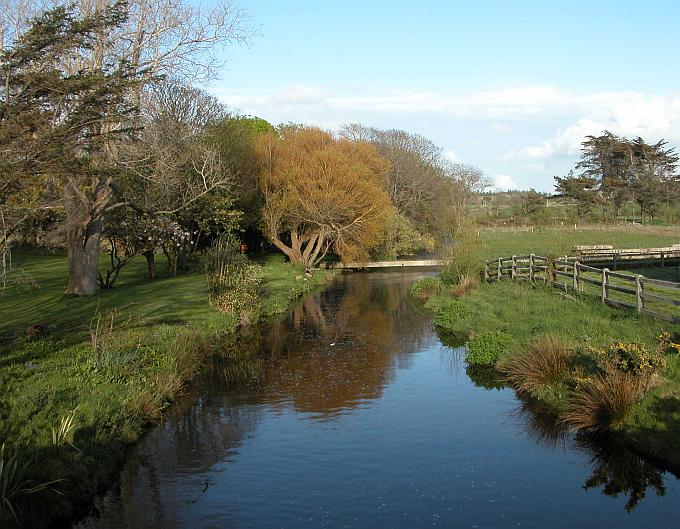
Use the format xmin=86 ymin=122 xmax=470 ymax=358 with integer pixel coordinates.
xmin=76 ymin=270 xmax=680 ymax=529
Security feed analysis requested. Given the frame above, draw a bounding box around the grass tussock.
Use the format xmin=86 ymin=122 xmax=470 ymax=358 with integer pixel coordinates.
xmin=498 ymin=335 xmax=574 ymax=395
xmin=448 ymin=274 xmax=479 ymax=298
xmin=560 ymin=371 xmax=650 ymax=432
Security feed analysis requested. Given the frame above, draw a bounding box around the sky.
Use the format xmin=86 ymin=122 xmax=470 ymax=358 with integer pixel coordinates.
xmin=207 ymin=0 xmax=680 ymax=192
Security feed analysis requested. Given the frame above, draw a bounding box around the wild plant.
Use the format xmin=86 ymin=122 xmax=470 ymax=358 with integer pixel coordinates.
xmin=205 ymin=234 xmax=263 ymax=324
xmin=409 ymin=277 xmax=443 ymax=301
xmin=0 ymin=445 xmax=63 ymax=526
xmin=559 ymin=371 xmax=649 ymax=432
xmin=498 ymin=336 xmax=574 ymax=395
xmin=52 ymin=408 xmax=80 ymax=452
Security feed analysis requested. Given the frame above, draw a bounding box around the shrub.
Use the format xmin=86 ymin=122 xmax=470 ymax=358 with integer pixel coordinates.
xmin=448 ymin=274 xmax=479 ymax=298
xmin=440 ymin=238 xmax=483 ymax=286
xmin=657 ymin=332 xmax=680 ymax=355
xmin=433 ymin=299 xmax=471 ymax=330
xmin=560 ymin=371 xmax=648 ymax=432
xmin=465 ymin=331 xmax=512 ymax=366
xmin=410 ymin=276 xmax=443 ymax=300
xmin=590 ymin=341 xmax=666 ymax=376
xmin=498 ymin=336 xmax=573 ymax=395
xmin=205 ymin=234 xmax=263 ymax=324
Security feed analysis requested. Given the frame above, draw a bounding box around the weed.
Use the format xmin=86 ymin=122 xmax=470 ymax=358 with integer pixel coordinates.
xmin=466 ymin=331 xmax=512 ymax=366
xmin=448 ymin=274 xmax=479 ymax=298
xmin=498 ymin=336 xmax=574 ymax=395
xmin=52 ymin=408 xmax=80 ymax=452
xmin=410 ymin=277 xmax=443 ymax=301
xmin=433 ymin=299 xmax=471 ymax=330
xmin=590 ymin=341 xmax=667 ymax=376
xmin=560 ymin=371 xmax=649 ymax=432
xmin=0 ymin=445 xmax=63 ymax=527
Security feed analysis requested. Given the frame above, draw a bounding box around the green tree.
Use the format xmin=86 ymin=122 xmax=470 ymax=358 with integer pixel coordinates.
xmin=554 ymin=170 xmax=600 ymax=220
xmin=1 ymin=3 xmax=141 ymax=295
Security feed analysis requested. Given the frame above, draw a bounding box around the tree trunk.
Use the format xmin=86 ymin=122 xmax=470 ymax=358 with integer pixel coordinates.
xmin=143 ymin=250 xmax=156 ymax=279
xmin=65 ymin=219 xmax=102 ymax=296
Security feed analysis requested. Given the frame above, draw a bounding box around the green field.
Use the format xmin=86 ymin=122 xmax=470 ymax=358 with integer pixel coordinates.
xmin=0 ymin=251 xmax=335 ymax=526
xmin=478 ymin=225 xmax=679 ymax=261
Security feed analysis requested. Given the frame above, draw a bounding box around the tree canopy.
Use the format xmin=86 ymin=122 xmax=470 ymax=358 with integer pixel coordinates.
xmin=255 ymin=127 xmax=392 ymax=269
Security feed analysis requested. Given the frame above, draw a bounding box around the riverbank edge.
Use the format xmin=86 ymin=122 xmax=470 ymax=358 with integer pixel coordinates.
xmin=417 ymin=280 xmax=680 ymax=474
xmin=1 ymin=259 xmax=337 ymax=528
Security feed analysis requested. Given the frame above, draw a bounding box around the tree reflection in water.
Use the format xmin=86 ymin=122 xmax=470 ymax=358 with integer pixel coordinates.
xmin=212 ymin=272 xmax=436 ymax=417
xmin=509 ymin=395 xmax=667 ymax=512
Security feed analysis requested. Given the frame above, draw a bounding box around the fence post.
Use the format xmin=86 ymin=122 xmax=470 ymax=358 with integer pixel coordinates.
xmin=601 ymin=268 xmax=609 ymax=304
xmin=529 ymin=253 xmax=534 ymax=282
xmin=511 ymin=255 xmax=517 ymax=280
xmin=573 ymin=261 xmax=579 ymax=291
xmin=484 ymin=260 xmax=489 ymax=281
xmin=636 ymin=275 xmax=644 ymax=312
xmin=661 ymin=251 xmax=665 ymax=268
xmin=497 ymin=258 xmax=502 ymax=281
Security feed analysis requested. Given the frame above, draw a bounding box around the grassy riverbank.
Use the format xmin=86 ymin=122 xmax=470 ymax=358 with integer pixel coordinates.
xmin=424 ymin=280 xmax=680 ymax=469
xmin=0 ymin=251 xmax=335 ymax=527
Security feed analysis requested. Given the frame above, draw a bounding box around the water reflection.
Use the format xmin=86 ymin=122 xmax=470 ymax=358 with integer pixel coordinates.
xmin=76 ymin=270 xmax=679 ymax=529
xmin=511 ymin=395 xmax=668 ymax=511
xmin=215 ymin=273 xmax=436 ymax=418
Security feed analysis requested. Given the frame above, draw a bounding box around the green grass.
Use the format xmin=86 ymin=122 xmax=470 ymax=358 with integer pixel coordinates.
xmin=0 ymin=250 xmax=335 ymax=527
xmin=426 ymin=280 xmax=680 ymax=469
xmin=478 ymin=225 xmax=679 ymax=261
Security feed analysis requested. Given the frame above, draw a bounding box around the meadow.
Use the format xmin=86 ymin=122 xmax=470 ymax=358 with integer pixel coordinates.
xmin=0 ymin=251 xmax=335 ymax=526
xmin=477 ymin=225 xmax=679 ymax=261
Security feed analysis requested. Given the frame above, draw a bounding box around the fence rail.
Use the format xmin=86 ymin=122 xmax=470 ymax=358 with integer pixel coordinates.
xmin=484 ymin=254 xmax=680 ymax=324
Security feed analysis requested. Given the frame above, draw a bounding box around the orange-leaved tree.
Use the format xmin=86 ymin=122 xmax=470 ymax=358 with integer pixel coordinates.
xmin=255 ymin=126 xmax=392 ymax=269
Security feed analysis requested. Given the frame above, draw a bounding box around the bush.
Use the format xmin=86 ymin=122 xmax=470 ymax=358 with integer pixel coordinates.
xmin=410 ymin=276 xmax=443 ymax=301
xmin=465 ymin=331 xmax=512 ymax=366
xmin=560 ymin=371 xmax=649 ymax=432
xmin=448 ymin=274 xmax=479 ymax=298
xmin=440 ymin=237 xmax=483 ymax=286
xmin=205 ymin=234 xmax=263 ymax=324
xmin=590 ymin=341 xmax=667 ymax=376
xmin=498 ymin=335 xmax=574 ymax=395
xmin=433 ymin=299 xmax=470 ymax=330
xmin=372 ymin=212 xmax=437 ymax=260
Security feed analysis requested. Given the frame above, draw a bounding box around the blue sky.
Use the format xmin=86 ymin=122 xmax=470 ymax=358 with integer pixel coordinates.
xmin=208 ymin=0 xmax=680 ymax=192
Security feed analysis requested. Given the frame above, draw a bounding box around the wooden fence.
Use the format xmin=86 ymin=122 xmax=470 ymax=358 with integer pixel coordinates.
xmin=484 ymin=254 xmax=680 ymax=324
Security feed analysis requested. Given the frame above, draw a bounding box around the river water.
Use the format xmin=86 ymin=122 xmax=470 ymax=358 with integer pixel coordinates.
xmin=77 ymin=271 xmax=680 ymax=529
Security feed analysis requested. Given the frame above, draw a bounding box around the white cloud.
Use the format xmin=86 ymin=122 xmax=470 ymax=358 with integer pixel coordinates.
xmin=494 ymin=174 xmax=518 ymax=191
xmin=505 ymin=93 xmax=680 ymax=160
xmin=213 ymin=83 xmax=578 ymax=119
xmin=211 ymin=82 xmax=680 ymax=190
xmin=443 ymin=149 xmax=462 ymax=163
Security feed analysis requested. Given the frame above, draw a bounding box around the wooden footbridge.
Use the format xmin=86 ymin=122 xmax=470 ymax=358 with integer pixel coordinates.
xmin=321 ymin=259 xmax=446 ymax=270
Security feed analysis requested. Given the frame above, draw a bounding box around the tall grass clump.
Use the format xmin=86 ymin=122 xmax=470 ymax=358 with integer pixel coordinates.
xmin=440 ymin=213 xmax=483 ymax=293
xmin=465 ymin=330 xmax=512 ymax=366
xmin=560 ymin=371 xmax=649 ymax=432
xmin=448 ymin=274 xmax=479 ymax=298
xmin=498 ymin=335 xmax=574 ymax=395
xmin=410 ymin=276 xmax=443 ymax=301
xmin=0 ymin=445 xmax=62 ymax=526
xmin=205 ymin=234 xmax=263 ymax=324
